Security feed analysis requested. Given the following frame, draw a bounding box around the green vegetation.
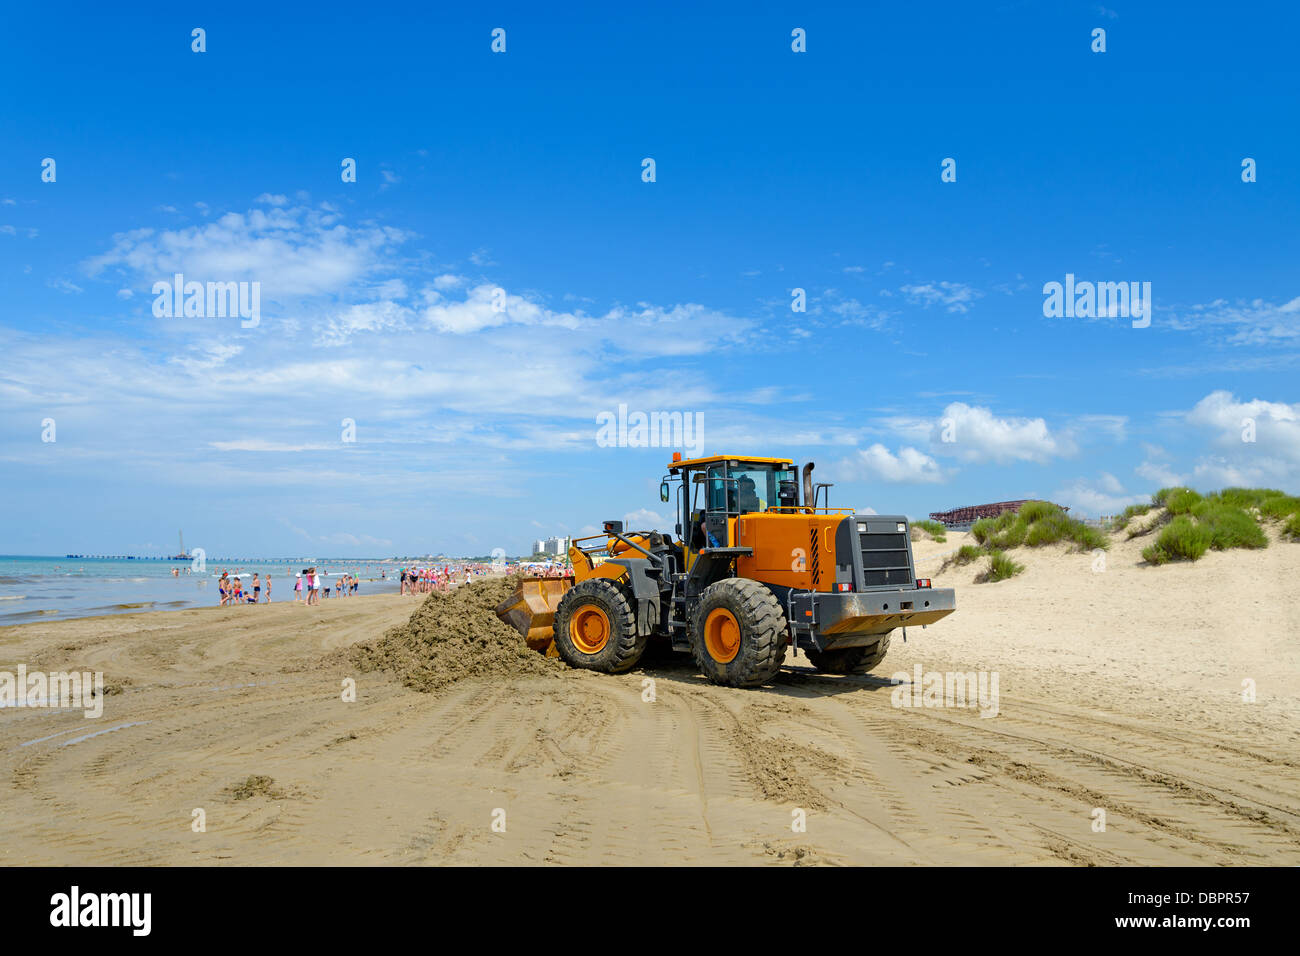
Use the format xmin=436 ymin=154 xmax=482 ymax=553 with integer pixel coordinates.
xmin=1216 ymin=487 xmax=1288 ymax=510
xmin=1151 ymin=486 xmax=1191 ymax=508
xmin=947 ymin=486 xmax=1295 ymax=576
xmin=1194 ymin=501 xmax=1269 ymax=550
xmin=1142 ymin=516 xmax=1213 ymax=564
xmin=954 ymin=502 xmax=1105 ymax=582
xmin=911 ymin=519 xmax=947 ymax=542
xmin=980 ymin=550 xmax=1025 ymax=583
xmin=1132 ymin=485 xmax=1297 ymax=564
xmin=939 ymin=544 xmax=985 ymax=572
xmin=1112 ymin=502 xmax=1152 ymax=532
xmin=971 ymin=501 xmax=1105 ymax=552
xmin=1164 ymin=487 xmax=1203 ymax=515
xmin=1259 ymin=494 xmax=1300 ymax=520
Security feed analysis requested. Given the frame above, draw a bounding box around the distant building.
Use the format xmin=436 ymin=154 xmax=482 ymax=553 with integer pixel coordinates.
xmin=544 ymin=536 xmax=569 ymax=556
xmin=928 ymin=499 xmax=1066 ymax=531
xmin=533 ymin=539 xmax=546 ymax=556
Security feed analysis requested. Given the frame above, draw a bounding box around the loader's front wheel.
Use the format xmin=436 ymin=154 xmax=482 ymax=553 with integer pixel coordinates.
xmin=806 ymin=634 xmax=891 ymax=675
xmin=690 ymin=578 xmax=787 ymax=688
xmin=552 ymin=578 xmax=646 ymax=674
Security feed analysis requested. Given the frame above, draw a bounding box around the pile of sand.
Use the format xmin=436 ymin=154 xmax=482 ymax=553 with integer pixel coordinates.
xmin=350 ymin=575 xmax=564 ymax=693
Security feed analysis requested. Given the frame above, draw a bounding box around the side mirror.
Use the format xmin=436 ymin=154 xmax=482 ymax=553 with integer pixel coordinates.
xmin=659 ymin=481 xmax=670 ymax=502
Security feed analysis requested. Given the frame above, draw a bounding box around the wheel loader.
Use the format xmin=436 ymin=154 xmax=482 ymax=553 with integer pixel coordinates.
xmin=495 ymin=454 xmax=956 ymax=687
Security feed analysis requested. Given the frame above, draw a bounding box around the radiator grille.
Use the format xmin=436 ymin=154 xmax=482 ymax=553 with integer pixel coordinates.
xmin=859 ymin=530 xmax=912 ymax=588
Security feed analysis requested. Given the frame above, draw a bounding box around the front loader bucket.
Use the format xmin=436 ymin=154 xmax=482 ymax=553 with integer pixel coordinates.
xmin=495 ymin=576 xmax=574 ymax=654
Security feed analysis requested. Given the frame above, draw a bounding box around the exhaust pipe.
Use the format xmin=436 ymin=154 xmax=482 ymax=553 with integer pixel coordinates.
xmin=802 ymin=462 xmax=815 ymax=510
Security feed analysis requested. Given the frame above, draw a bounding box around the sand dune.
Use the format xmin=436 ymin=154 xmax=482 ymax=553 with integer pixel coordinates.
xmin=1 ymin=535 xmax=1297 ymax=866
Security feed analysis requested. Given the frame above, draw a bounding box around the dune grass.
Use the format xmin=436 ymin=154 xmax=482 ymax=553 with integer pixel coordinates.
xmin=979 ymin=550 xmax=1025 ymax=582
xmin=1112 ymin=502 xmax=1151 ymax=532
xmin=1142 ymin=516 xmax=1213 ymax=564
xmin=971 ymin=501 xmax=1106 ymax=552
xmin=944 ymin=487 xmax=1292 ymax=576
xmin=954 ymin=501 xmax=1104 ymax=582
xmin=911 ymin=519 xmax=947 ymax=542
xmin=1135 ymin=486 xmax=1292 ymax=564
xmin=939 ymin=544 xmax=985 ymax=572
xmin=1259 ymin=494 xmax=1300 ymax=520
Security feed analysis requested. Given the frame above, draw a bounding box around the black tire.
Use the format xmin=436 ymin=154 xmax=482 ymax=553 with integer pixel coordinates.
xmin=690 ymin=578 xmax=788 ymax=688
xmin=552 ymin=578 xmax=647 ymax=674
xmin=806 ymin=634 xmax=891 ymax=675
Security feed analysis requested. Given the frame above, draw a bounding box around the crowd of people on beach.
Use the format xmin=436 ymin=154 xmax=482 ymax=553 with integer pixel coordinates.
xmin=215 ymin=567 xmax=362 ymax=606
xmin=398 ymin=565 xmax=478 ymax=594
xmin=210 ymin=559 xmax=565 ymax=606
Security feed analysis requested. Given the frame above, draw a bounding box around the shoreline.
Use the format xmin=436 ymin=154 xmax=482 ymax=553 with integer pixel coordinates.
xmin=0 ymin=577 xmax=404 ymax=629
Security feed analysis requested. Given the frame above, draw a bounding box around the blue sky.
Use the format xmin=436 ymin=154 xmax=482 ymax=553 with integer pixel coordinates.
xmin=2 ymin=1 xmax=1299 ymax=557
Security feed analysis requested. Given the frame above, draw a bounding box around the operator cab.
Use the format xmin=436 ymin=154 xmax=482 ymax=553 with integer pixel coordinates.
xmin=662 ymin=455 xmax=800 ymax=551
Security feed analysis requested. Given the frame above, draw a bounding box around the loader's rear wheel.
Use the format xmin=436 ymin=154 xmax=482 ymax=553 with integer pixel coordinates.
xmin=552 ymin=578 xmax=647 ymax=674
xmin=806 ymin=634 xmax=891 ymax=675
xmin=690 ymin=578 xmax=787 ymax=688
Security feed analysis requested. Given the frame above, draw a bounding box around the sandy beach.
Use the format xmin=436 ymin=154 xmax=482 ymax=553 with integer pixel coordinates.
xmin=1 ymin=530 xmax=1297 ymax=866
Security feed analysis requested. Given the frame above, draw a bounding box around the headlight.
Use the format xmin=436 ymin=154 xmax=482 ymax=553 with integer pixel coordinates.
xmin=857 ymin=522 xmax=868 ymax=533
xmin=896 ymin=522 xmax=906 ymax=532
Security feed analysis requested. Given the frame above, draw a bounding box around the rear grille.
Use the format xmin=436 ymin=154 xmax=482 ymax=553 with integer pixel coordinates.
xmin=859 ymin=530 xmax=912 ymax=588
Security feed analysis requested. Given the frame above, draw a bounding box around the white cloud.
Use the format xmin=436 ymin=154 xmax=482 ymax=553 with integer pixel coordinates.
xmin=1185 ymin=390 xmax=1300 ymax=486
xmin=210 ymin=439 xmax=335 ymax=452
xmin=321 ymin=299 xmax=412 ymax=345
xmin=901 ymin=281 xmax=982 ymax=314
xmin=1168 ymin=295 xmax=1300 ymax=345
xmin=623 ymin=508 xmax=667 ymax=530
xmin=83 ymin=203 xmax=408 ymax=299
xmin=1054 ymin=474 xmax=1147 ymax=516
xmin=931 ymin=402 xmax=1075 ymax=464
xmin=841 ymin=444 xmax=946 ymax=484
xmin=255 ymin=193 xmax=288 ymax=206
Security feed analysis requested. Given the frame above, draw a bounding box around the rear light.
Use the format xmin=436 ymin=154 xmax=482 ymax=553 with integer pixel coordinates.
xmin=836 ymin=582 xmax=852 ymax=592
xmin=915 ymin=578 xmax=932 ymax=589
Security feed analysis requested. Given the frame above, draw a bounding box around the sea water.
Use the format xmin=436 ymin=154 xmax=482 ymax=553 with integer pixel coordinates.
xmin=0 ymin=556 xmax=402 ymax=626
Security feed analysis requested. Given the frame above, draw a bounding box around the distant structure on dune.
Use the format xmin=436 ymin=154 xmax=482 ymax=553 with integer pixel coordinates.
xmin=928 ymin=500 xmax=1066 ymax=531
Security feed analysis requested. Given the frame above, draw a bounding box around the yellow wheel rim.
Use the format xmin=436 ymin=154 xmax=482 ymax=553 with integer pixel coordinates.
xmin=570 ymin=605 xmax=610 ymax=654
xmin=704 ymin=607 xmax=741 ymax=664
